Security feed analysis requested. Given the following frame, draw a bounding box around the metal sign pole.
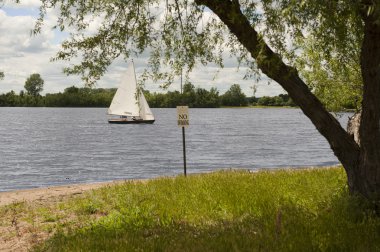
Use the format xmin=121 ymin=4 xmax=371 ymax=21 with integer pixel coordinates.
xmin=177 ymin=106 xmax=189 ymax=177
xmin=182 ymin=126 xmax=187 ymax=176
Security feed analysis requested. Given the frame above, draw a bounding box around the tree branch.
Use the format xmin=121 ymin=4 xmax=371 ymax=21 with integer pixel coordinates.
xmin=174 ymin=0 xmax=184 ymax=34
xmin=195 ymin=0 xmax=360 ymax=171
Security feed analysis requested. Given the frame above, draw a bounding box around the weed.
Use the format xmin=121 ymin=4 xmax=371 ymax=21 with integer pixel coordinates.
xmin=4 ymin=167 xmax=380 ymax=251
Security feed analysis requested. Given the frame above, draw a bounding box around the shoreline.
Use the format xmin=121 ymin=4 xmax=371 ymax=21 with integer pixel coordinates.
xmin=0 ymin=180 xmax=131 ymax=207
xmin=0 ymin=166 xmax=340 ymax=207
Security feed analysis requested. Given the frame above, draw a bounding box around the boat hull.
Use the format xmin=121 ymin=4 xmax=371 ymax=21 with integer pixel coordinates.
xmin=108 ymin=119 xmax=155 ymax=124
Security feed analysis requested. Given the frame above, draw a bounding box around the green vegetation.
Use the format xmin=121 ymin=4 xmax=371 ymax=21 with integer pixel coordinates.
xmin=0 ymin=83 xmax=298 ymax=108
xmin=250 ymin=94 xmax=295 ymax=107
xmin=0 ymin=87 xmax=114 ymax=107
xmin=221 ymin=84 xmax=248 ymax=107
xmin=24 ymin=73 xmax=44 ymax=96
xmin=145 ymin=82 xmax=222 ymax=108
xmin=44 ymin=87 xmax=115 ymax=107
xmin=1 ymin=167 xmax=379 ymax=251
xmin=297 ymin=36 xmax=362 ymax=112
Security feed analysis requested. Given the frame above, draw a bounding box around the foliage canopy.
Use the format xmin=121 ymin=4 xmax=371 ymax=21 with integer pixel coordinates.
xmin=28 ymin=0 xmax=364 ymax=110
xmin=24 ymin=73 xmax=44 ymax=96
xmin=222 ymin=84 xmax=248 ymax=106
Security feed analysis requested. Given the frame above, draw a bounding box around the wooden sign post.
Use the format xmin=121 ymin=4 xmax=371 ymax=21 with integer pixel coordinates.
xmin=177 ymin=106 xmax=189 ymax=176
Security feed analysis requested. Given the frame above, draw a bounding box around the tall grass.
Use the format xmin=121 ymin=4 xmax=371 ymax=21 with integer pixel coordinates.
xmin=32 ymin=167 xmax=380 ymax=251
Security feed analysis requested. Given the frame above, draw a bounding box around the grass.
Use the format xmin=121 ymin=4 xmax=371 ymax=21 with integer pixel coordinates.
xmin=1 ymin=167 xmax=380 ymax=251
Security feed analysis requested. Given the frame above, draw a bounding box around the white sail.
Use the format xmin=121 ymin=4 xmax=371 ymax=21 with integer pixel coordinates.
xmin=139 ymin=90 xmax=155 ymax=120
xmin=108 ymin=61 xmax=155 ymax=121
xmin=108 ymin=63 xmax=140 ymax=116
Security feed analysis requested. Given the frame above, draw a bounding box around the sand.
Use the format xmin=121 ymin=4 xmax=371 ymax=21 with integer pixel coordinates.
xmin=0 ymin=180 xmax=131 ymax=252
xmin=0 ymin=180 xmax=126 ymax=207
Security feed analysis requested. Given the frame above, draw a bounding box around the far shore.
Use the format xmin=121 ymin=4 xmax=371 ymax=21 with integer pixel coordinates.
xmin=1 ymin=106 xmax=358 ymax=112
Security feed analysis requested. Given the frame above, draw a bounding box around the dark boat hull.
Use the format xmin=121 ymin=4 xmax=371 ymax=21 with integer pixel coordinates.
xmin=108 ymin=119 xmax=155 ymax=124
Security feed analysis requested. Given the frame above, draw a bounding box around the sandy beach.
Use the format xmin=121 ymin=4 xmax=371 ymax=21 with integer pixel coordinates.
xmin=0 ymin=180 xmax=127 ymax=207
xmin=0 ymin=180 xmax=132 ymax=252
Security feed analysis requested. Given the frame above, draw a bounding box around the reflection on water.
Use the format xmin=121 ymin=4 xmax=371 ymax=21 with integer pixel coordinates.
xmin=0 ymin=107 xmax=350 ymax=191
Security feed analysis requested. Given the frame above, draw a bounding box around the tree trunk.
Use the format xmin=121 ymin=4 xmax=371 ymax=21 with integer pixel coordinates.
xmin=194 ymin=0 xmax=368 ymax=198
xmin=355 ymin=6 xmax=380 ymax=203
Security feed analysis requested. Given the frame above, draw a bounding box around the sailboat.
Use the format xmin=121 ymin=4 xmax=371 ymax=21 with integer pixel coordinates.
xmin=107 ymin=61 xmax=155 ymax=124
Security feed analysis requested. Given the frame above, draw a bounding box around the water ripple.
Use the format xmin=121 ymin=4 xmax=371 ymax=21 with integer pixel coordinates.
xmin=0 ymin=107 xmax=351 ymax=191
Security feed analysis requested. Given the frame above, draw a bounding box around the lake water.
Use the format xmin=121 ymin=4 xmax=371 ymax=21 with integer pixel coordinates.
xmin=0 ymin=107 xmax=350 ymax=191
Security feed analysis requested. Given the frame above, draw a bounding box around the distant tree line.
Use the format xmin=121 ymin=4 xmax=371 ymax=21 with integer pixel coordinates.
xmin=0 ymin=74 xmax=296 ymax=108
xmin=0 ymin=87 xmax=115 ymax=107
xmin=0 ymin=86 xmax=296 ymax=108
xmin=249 ymin=94 xmax=295 ymax=107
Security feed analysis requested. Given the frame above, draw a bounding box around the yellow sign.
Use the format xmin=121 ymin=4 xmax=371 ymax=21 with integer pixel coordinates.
xmin=177 ymin=106 xmax=189 ymax=127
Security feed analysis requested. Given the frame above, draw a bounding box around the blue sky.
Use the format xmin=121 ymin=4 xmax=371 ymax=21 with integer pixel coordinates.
xmin=0 ymin=0 xmax=285 ymax=96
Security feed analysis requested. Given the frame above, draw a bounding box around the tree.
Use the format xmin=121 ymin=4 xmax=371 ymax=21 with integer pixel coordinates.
xmin=24 ymin=73 xmax=44 ymax=96
xmin=297 ymin=38 xmax=362 ymax=111
xmin=221 ymin=84 xmax=248 ymax=106
xmin=0 ymin=71 xmax=4 ymax=80
xmin=64 ymin=86 xmax=80 ymax=94
xmin=183 ymin=82 xmax=195 ymax=94
xmin=194 ymin=87 xmax=220 ymax=108
xmin=182 ymin=82 xmax=196 ymax=106
xmin=4 ymin=90 xmax=17 ymax=106
xmin=30 ymin=0 xmax=380 ymax=205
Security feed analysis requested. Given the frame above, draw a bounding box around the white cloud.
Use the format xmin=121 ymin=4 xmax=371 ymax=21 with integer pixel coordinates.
xmin=4 ymin=0 xmax=41 ymax=8
xmin=0 ymin=7 xmax=72 ymax=94
xmin=187 ymin=65 xmax=284 ymax=96
xmin=0 ymin=3 xmax=285 ymax=97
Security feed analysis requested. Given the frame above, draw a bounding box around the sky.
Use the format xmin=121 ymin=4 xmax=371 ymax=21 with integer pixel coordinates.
xmin=0 ymin=0 xmax=285 ymax=97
